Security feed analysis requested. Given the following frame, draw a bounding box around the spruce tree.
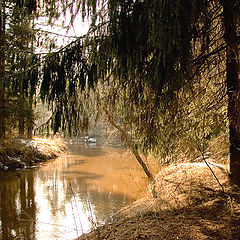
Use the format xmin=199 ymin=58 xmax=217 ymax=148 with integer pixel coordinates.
xmin=40 ymin=0 xmax=240 ymax=184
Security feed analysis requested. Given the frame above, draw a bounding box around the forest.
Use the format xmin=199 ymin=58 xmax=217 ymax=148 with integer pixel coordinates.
xmin=0 ymin=0 xmax=239 ymax=239
xmin=0 ymin=0 xmax=239 ymax=183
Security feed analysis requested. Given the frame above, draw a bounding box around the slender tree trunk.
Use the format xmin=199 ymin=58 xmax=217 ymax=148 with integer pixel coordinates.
xmin=27 ymin=119 xmax=33 ymax=139
xmin=18 ymin=96 xmax=25 ymax=138
xmin=27 ymin=99 xmax=33 ymax=139
xmin=102 ymin=106 xmax=154 ymax=181
xmin=222 ymin=0 xmax=240 ymax=185
xmin=26 ymin=22 xmax=35 ymax=140
xmin=19 ymin=118 xmax=25 ymax=138
xmin=0 ymin=0 xmax=6 ymax=139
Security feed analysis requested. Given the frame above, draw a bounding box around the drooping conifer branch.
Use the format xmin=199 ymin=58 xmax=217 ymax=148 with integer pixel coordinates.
xmin=38 ymin=0 xmax=240 ymax=185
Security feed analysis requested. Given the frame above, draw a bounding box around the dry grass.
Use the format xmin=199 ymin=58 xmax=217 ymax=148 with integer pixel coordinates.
xmin=31 ymin=137 xmax=66 ymax=158
xmin=206 ymin=134 xmax=230 ymax=165
xmin=78 ymin=162 xmax=240 ymax=240
xmin=0 ymin=137 xmax=66 ymax=170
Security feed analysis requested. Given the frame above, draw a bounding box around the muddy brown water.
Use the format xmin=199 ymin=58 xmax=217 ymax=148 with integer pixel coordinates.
xmin=0 ymin=144 xmax=149 ymax=240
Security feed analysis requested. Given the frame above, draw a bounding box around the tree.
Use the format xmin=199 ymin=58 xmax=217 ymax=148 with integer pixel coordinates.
xmin=221 ymin=0 xmax=240 ymax=184
xmin=7 ymin=8 xmax=38 ymax=138
xmin=0 ymin=0 xmax=6 ymax=138
xmin=41 ymin=0 xmax=239 ymax=184
xmin=0 ymin=0 xmax=57 ymax=139
xmin=0 ymin=0 xmax=37 ymax=138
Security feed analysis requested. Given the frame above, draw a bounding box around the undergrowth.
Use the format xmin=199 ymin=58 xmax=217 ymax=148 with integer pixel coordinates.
xmin=0 ymin=137 xmax=66 ymax=170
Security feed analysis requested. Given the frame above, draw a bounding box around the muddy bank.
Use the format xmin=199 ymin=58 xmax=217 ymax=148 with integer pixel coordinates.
xmin=0 ymin=137 xmax=66 ymax=170
xmin=78 ymin=162 xmax=240 ymax=240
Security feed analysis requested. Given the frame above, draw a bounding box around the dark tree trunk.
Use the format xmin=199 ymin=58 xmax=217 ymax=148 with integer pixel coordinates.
xmin=27 ymin=120 xmax=33 ymax=139
xmin=19 ymin=118 xmax=25 ymax=138
xmin=27 ymin=99 xmax=33 ymax=139
xmin=222 ymin=0 xmax=240 ymax=185
xmin=0 ymin=0 xmax=5 ymax=139
xmin=0 ymin=63 xmax=5 ymax=139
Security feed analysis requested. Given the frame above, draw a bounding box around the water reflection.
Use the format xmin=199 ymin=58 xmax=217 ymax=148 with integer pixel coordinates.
xmin=0 ymin=171 xmax=36 ymax=240
xmin=0 ymin=145 xmax=148 ymax=240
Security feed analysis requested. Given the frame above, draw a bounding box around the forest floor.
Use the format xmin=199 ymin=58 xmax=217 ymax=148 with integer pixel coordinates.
xmin=0 ymin=137 xmax=66 ymax=170
xmin=78 ymin=162 xmax=240 ymax=240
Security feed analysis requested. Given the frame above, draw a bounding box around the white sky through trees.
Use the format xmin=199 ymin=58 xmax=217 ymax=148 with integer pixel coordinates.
xmin=36 ymin=9 xmax=90 ymax=53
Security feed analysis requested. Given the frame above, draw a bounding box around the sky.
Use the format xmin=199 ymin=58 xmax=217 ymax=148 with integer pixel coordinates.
xmin=36 ymin=9 xmax=90 ymax=53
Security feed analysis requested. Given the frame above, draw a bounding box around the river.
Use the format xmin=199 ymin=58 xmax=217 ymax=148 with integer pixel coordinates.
xmin=0 ymin=144 xmax=149 ymax=240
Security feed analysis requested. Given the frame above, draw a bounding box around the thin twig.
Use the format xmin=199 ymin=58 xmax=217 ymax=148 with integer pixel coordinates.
xmin=20 ymin=208 xmax=77 ymax=230
xmin=69 ymin=181 xmax=84 ymax=234
xmin=198 ymin=115 xmax=225 ymax=193
xmin=70 ymin=194 xmax=80 ymax=237
xmin=202 ymin=154 xmax=225 ymax=193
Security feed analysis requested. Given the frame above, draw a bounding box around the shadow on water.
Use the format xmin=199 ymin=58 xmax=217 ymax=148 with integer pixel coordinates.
xmin=77 ymin=188 xmax=130 ymax=223
xmin=62 ymin=170 xmax=102 ymax=181
xmin=0 ymin=145 xmax=147 ymax=240
xmin=67 ymin=144 xmax=107 ymax=157
xmin=63 ymin=159 xmax=86 ymax=169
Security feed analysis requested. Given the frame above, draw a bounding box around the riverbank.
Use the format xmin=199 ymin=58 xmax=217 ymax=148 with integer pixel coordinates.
xmin=0 ymin=137 xmax=66 ymax=170
xmin=78 ymin=162 xmax=240 ymax=240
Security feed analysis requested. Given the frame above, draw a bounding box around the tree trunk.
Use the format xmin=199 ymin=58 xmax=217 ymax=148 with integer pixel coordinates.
xmin=27 ymin=102 xmax=33 ymax=139
xmin=102 ymin=106 xmax=154 ymax=181
xmin=0 ymin=0 xmax=5 ymax=139
xmin=19 ymin=118 xmax=25 ymax=138
xmin=222 ymin=0 xmax=240 ymax=185
xmin=27 ymin=119 xmax=33 ymax=139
